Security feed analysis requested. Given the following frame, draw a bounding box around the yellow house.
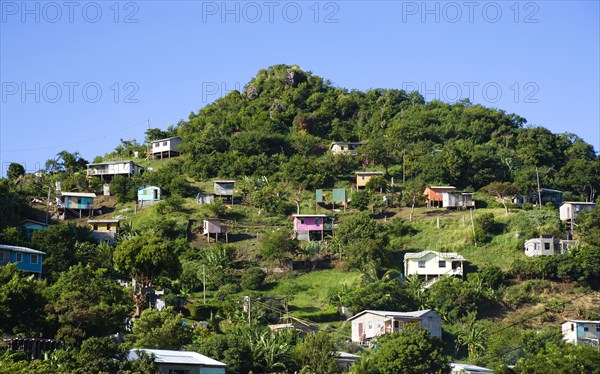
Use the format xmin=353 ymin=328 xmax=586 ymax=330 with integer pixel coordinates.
xmin=88 ymin=219 xmax=119 ymax=245
xmin=355 ymin=171 xmax=384 ymax=191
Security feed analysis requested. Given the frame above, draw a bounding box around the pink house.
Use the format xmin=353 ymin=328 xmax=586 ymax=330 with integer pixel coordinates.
xmin=292 ymin=214 xmax=335 ymax=241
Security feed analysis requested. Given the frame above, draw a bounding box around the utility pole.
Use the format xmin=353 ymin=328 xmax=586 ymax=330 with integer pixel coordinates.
xmin=536 ymin=167 xmax=542 ymax=209
xmin=402 ymin=149 xmax=406 ymax=184
xmin=203 ymin=265 xmax=206 ymax=305
xmin=470 ymin=208 xmax=477 ymax=247
xmin=45 ymin=186 xmax=51 ymax=224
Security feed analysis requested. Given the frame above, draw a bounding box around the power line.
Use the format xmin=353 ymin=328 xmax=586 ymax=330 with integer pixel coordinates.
xmin=1 ymin=119 xmax=148 ymax=153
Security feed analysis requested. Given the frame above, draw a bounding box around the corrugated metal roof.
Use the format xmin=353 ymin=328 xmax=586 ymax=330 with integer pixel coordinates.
xmin=128 ymin=349 xmax=227 ymax=367
xmin=60 ymin=192 xmax=96 ymax=198
xmin=293 ymin=214 xmax=327 ymax=217
xmin=348 ymin=309 xmax=437 ymax=321
xmin=87 ymin=160 xmax=136 ymax=166
xmin=355 ymin=171 xmax=384 ymax=175
xmin=404 ymin=250 xmax=466 ymax=261
xmin=150 ymin=136 xmax=182 ymax=143
xmin=0 ymin=244 xmax=46 ymax=255
xmin=563 ymin=319 xmax=600 ymax=324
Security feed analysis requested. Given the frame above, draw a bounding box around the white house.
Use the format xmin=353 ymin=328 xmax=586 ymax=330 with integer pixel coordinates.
xmin=442 ymin=192 xmax=475 ymax=209
xmin=559 ymin=202 xmax=596 ymax=221
xmin=87 ymin=160 xmax=143 ymax=179
xmin=524 ymin=236 xmax=577 ymax=257
xmin=330 ymin=141 xmax=365 ymax=155
xmin=404 ymin=250 xmax=465 ymax=281
xmin=128 ymin=349 xmax=227 ymax=374
xmin=150 ymin=137 xmax=182 ymax=159
xmin=561 ymin=320 xmax=600 ymax=347
xmin=348 ymin=309 xmax=441 ymax=345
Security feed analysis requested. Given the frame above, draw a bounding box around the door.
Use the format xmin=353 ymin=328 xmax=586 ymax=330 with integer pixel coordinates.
xmin=153 ymin=189 xmax=158 ymax=200
xmin=358 ymin=323 xmax=364 ymax=340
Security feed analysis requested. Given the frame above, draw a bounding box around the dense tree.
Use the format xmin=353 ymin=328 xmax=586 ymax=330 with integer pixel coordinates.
xmin=512 ymin=343 xmax=600 ymax=374
xmin=353 ymin=325 xmax=449 ymax=374
xmin=114 ymin=235 xmax=181 ymax=314
xmin=260 ymin=228 xmax=300 ymax=264
xmin=293 ymin=331 xmax=339 ymax=373
xmin=482 ymin=181 xmax=517 ymax=215
xmin=30 ymin=224 xmax=81 ymax=279
xmin=7 ymin=163 xmax=25 ymax=180
xmin=127 ymin=307 xmax=193 ymax=350
xmin=0 ymin=264 xmax=47 ymax=336
xmin=44 ymin=264 xmax=132 ymax=344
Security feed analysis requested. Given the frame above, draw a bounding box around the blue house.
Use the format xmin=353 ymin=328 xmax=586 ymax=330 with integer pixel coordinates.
xmin=19 ymin=219 xmax=49 ymax=240
xmin=138 ymin=185 xmax=162 ymax=202
xmin=0 ymin=244 xmax=46 ymax=274
xmin=57 ymin=192 xmax=96 ymax=219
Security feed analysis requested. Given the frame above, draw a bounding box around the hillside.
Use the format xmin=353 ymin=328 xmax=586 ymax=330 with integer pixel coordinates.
xmin=1 ymin=65 xmax=599 ymax=373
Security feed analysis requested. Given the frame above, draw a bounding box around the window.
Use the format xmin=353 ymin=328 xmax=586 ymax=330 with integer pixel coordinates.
xmin=418 ymin=260 xmax=426 ymax=268
xmin=30 ymin=254 xmax=38 ymax=264
xmin=596 ymin=325 xmax=600 ymax=332
xmin=583 ymin=326 xmax=589 ymax=332
xmin=376 ymin=320 xmax=381 ymax=330
xmin=544 ymin=242 xmax=551 ymax=250
xmin=361 ymin=176 xmax=365 ymax=180
xmin=163 ymin=141 xmax=167 ymax=146
xmin=153 ymin=142 xmax=158 ymax=147
xmin=439 ymin=260 xmax=446 ymax=268
xmin=571 ymin=324 xmax=574 ymax=331
xmin=16 ymin=253 xmax=22 ymax=262
xmin=368 ymin=321 xmax=373 ymax=330
xmin=315 ymin=218 xmax=320 ymax=226
xmin=299 ymin=218 xmax=305 ymax=224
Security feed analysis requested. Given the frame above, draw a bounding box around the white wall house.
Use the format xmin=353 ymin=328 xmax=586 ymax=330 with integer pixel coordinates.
xmin=559 ymin=202 xmax=596 ymax=221
xmin=128 ymin=349 xmax=227 ymax=374
xmin=330 ymin=141 xmax=365 ymax=155
xmin=151 ymin=137 xmax=182 ymax=159
xmin=561 ymin=320 xmax=600 ymax=347
xmin=348 ymin=309 xmax=441 ymax=344
xmin=404 ymin=250 xmax=465 ymax=280
xmin=442 ymin=192 xmax=475 ymax=209
xmin=524 ymin=236 xmax=577 ymax=257
xmin=87 ymin=160 xmax=143 ymax=179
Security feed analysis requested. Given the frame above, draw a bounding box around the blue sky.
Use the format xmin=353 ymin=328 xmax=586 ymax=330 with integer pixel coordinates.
xmin=1 ymin=1 xmax=599 ymax=176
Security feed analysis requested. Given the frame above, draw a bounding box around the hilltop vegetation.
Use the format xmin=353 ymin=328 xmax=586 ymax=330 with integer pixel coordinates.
xmin=1 ymin=65 xmax=600 ymax=373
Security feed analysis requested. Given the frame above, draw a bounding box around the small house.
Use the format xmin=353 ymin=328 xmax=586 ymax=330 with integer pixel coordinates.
xmin=424 ymin=186 xmax=456 ymax=208
xmin=128 ymin=349 xmax=227 ymax=374
xmin=404 ymin=250 xmax=465 ymax=282
xmin=355 ymin=171 xmax=384 ymax=190
xmin=214 ymin=180 xmax=234 ymax=203
xmin=150 ymin=137 xmax=182 ymax=159
xmin=524 ymin=236 xmax=576 ymax=257
xmin=559 ymin=202 xmax=596 ymax=221
xmin=348 ymin=309 xmax=441 ymax=345
xmin=0 ymin=244 xmax=45 ymax=275
xmin=138 ymin=185 xmax=162 ymax=208
xmin=88 ymin=219 xmax=119 ymax=245
xmin=336 ymin=352 xmax=361 ymax=371
xmin=197 ymin=193 xmax=215 ymax=205
xmin=19 ymin=219 xmax=49 ymax=240
xmin=292 ymin=214 xmax=335 ymax=241
xmin=561 ymin=320 xmax=600 ymax=347
xmin=203 ymin=219 xmax=228 ymax=243
xmin=442 ymin=192 xmax=475 ymax=209
xmin=86 ymin=160 xmax=143 ymax=180
xmin=537 ymin=188 xmax=563 ymax=207
xmin=330 ymin=141 xmax=365 ymax=155
xmin=450 ymin=363 xmax=493 ymax=374
xmin=57 ymin=192 xmax=96 ymax=219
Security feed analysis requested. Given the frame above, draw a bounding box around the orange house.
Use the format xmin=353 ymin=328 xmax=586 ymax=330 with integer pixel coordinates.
xmin=423 ymin=186 xmax=456 ymax=207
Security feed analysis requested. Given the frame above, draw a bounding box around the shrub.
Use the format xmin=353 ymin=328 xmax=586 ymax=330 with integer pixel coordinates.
xmin=241 ymin=267 xmax=266 ymax=290
xmin=293 ymin=308 xmax=340 ymax=323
